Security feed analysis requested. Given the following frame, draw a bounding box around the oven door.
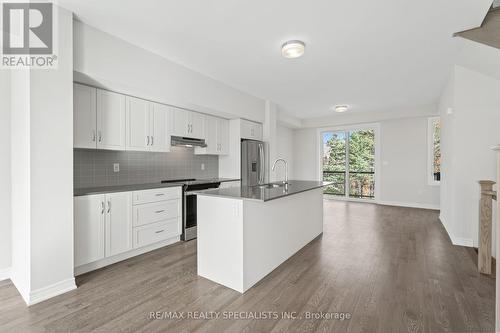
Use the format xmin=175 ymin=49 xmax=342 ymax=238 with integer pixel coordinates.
xmin=183 ymin=192 xmax=197 ymax=241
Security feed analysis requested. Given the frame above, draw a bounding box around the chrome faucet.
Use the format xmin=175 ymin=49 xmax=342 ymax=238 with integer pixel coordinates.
xmin=272 ymin=158 xmax=288 ymax=184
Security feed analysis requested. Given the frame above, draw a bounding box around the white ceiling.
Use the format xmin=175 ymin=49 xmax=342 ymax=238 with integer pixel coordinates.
xmin=59 ymin=0 xmax=492 ymax=119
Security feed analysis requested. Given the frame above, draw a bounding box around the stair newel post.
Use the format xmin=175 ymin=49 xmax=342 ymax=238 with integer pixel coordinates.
xmin=493 ymin=145 xmax=500 ymax=333
xmin=478 ymin=180 xmax=496 ymax=274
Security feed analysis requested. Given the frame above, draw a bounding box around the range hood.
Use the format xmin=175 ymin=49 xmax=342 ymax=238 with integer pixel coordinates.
xmin=171 ymin=136 xmax=207 ymax=148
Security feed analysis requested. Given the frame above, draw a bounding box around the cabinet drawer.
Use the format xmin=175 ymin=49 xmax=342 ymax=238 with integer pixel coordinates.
xmin=133 ymin=199 xmax=180 ymax=227
xmin=133 ymin=187 xmax=181 ymax=205
xmin=133 ymin=219 xmax=180 ymax=248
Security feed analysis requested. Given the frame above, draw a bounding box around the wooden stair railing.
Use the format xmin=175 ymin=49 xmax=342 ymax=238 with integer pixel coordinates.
xmin=478 ymin=180 xmax=496 ymax=275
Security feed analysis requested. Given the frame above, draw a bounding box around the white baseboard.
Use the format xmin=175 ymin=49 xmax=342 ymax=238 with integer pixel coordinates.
xmin=439 ymin=214 xmax=474 ymax=247
xmin=74 ymin=236 xmax=180 ymax=276
xmin=377 ymin=200 xmax=440 ymax=210
xmin=0 ymin=267 xmax=11 ymax=281
xmin=28 ymin=278 xmax=77 ymax=306
xmin=450 ymin=236 xmax=474 ymax=247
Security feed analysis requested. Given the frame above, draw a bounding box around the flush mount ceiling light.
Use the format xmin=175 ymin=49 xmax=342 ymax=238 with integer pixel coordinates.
xmin=333 ymin=105 xmax=349 ymax=113
xmin=281 ymin=40 xmax=305 ymax=58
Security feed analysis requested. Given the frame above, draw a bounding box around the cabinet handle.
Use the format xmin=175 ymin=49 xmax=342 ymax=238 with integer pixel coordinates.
xmin=101 ymin=201 xmax=105 ymax=214
xmin=98 ymin=131 xmax=102 ymax=142
xmin=92 ymin=130 xmax=96 ymax=142
xmin=151 ymin=136 xmax=154 ymax=146
xmin=155 ymin=210 xmax=165 ymax=214
xmin=107 ymin=200 xmax=111 ymax=213
xmin=155 ymin=193 xmax=165 ymax=197
xmin=155 ymin=230 xmax=165 ymax=234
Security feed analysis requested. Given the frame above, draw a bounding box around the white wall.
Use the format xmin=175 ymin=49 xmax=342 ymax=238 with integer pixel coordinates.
xmin=274 ymin=125 xmax=294 ymax=181
xmin=29 ymin=8 xmax=75 ymax=292
xmin=0 ymin=70 xmax=11 ymax=278
xmin=292 ymin=128 xmax=320 ymax=181
xmin=439 ymin=64 xmax=500 ymax=249
xmin=73 ymin=21 xmax=265 ymax=122
xmin=10 ymin=7 xmax=75 ymax=304
xmin=10 ymin=68 xmax=31 ymax=299
xmin=291 ymin=117 xmax=440 ymax=209
xmin=379 ymin=117 xmax=440 ymax=209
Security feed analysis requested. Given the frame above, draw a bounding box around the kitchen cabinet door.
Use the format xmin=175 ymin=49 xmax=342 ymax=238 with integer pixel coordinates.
xmin=74 ymin=195 xmax=105 ymax=267
xmin=252 ymin=123 xmax=263 ymax=141
xmin=241 ymin=119 xmax=263 ymax=140
xmin=217 ymin=118 xmax=229 ymax=155
xmin=205 ymin=115 xmax=218 ymax=154
xmin=126 ymin=96 xmax=151 ymax=151
xmin=97 ymin=89 xmax=127 ymax=150
xmin=74 ymin=84 xmax=97 ymax=149
xmin=105 ymin=192 xmax=133 ymax=257
xmin=171 ymin=107 xmax=189 ymax=137
xmin=189 ymin=112 xmax=205 ymax=139
xmin=151 ymin=103 xmax=170 ymax=152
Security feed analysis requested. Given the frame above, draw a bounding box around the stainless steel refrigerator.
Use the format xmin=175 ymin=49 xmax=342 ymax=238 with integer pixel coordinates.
xmin=241 ymin=139 xmax=266 ymax=186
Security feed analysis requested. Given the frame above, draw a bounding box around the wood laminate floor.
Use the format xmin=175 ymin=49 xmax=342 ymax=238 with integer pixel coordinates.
xmin=0 ymin=201 xmax=495 ymax=332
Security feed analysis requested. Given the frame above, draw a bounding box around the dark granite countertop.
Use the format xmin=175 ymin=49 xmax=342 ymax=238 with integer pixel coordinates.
xmin=194 ymin=180 xmax=331 ymax=202
xmin=74 ymin=178 xmax=240 ymax=196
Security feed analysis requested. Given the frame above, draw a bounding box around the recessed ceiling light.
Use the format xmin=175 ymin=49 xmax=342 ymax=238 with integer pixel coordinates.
xmin=333 ymin=105 xmax=349 ymax=113
xmin=281 ymin=40 xmax=305 ymax=59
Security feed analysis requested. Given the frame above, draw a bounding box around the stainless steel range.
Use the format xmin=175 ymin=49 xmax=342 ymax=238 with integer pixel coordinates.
xmin=161 ymin=178 xmax=221 ymax=241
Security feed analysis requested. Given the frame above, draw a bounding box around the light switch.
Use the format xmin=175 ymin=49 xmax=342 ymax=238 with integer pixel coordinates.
xmin=113 ymin=163 xmax=120 ymax=172
xmin=201 ymin=163 xmax=205 ymax=171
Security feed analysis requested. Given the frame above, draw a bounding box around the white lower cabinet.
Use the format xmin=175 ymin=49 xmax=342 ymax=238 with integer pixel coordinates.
xmin=105 ymin=192 xmax=133 ymax=257
xmin=74 ymin=195 xmax=105 ymax=267
xmin=133 ymin=218 xmax=180 ymax=249
xmin=133 ymin=199 xmax=180 ymax=227
xmin=74 ymin=187 xmax=182 ymax=271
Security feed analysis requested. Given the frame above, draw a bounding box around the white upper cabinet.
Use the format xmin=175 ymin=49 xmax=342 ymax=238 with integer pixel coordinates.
xmin=241 ymin=119 xmax=263 ymax=141
xmin=198 ymin=115 xmax=217 ymax=154
xmin=97 ymin=89 xmax=127 ymax=150
xmin=126 ymin=98 xmax=171 ymax=153
xmin=74 ymin=84 xmax=202 ymax=153
xmin=195 ymin=116 xmax=229 ymax=155
xmin=105 ymin=192 xmax=133 ymax=257
xmin=171 ymin=107 xmax=189 ymax=137
xmin=217 ymin=118 xmax=229 ymax=154
xmin=171 ymin=108 xmax=205 ymax=139
xmin=74 ymin=84 xmax=97 ymax=149
xmin=126 ymin=96 xmax=150 ymax=151
xmin=190 ymin=112 xmax=205 ymax=139
xmin=150 ymin=103 xmax=170 ymax=152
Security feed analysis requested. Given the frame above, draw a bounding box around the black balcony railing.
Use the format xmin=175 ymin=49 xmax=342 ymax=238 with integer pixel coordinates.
xmin=323 ymin=170 xmax=375 ymax=199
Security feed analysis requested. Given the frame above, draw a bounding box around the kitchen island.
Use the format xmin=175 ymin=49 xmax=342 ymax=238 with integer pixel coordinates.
xmin=195 ymin=180 xmax=330 ymax=293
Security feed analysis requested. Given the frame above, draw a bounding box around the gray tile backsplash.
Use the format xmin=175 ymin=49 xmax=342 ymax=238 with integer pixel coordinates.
xmin=74 ymin=147 xmax=219 ymax=189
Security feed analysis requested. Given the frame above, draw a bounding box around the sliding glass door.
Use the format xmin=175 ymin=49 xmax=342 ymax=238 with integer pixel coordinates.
xmin=322 ymin=128 xmax=375 ymax=200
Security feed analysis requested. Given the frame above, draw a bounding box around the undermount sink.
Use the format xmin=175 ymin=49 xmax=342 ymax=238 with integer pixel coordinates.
xmin=257 ymin=182 xmax=287 ymax=189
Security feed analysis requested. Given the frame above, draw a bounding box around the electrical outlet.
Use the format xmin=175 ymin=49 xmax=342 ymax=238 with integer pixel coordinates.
xmin=113 ymin=163 xmax=120 ymax=172
xmin=201 ymin=163 xmax=205 ymax=171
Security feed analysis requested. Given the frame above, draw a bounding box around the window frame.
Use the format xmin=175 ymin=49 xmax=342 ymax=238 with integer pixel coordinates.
xmin=427 ymin=116 xmax=441 ymax=186
xmin=317 ymin=123 xmax=380 ymax=202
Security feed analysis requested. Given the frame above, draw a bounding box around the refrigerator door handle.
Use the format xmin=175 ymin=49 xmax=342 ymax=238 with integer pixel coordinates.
xmin=258 ymin=143 xmax=265 ymax=184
